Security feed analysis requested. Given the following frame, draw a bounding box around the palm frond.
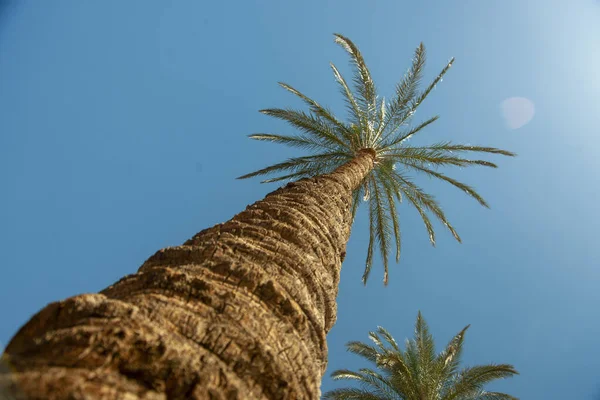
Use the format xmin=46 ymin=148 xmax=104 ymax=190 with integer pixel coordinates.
xmin=415 ymin=312 xmax=436 ymax=369
xmin=363 ymin=178 xmax=377 ymax=284
xmin=247 ymin=133 xmax=330 ymax=152
xmin=403 ymin=163 xmax=490 ymax=208
xmin=395 ymin=172 xmax=461 ymax=243
xmin=386 ymin=147 xmax=499 ymax=168
xmin=368 ymin=331 xmax=387 ymax=353
xmin=377 ymin=167 xmax=401 ymax=265
xmin=259 ymin=170 xmax=313 ymax=184
xmin=376 ymin=326 xmax=400 ymax=352
xmin=260 ymin=108 xmax=351 ymax=150
xmin=380 ymin=116 xmax=439 ymax=149
xmin=375 ymin=161 xmax=404 ymax=260
xmin=435 ymin=324 xmax=469 ymax=378
xmin=346 ymin=341 xmax=380 ymax=364
xmin=476 ymin=391 xmax=519 ymax=400
xmin=411 ymin=57 xmax=454 ymax=112
xmin=370 ymin=176 xmax=392 ymax=285
xmin=277 ymin=82 xmax=354 ymax=144
xmin=376 ymin=43 xmax=426 ymax=141
xmin=459 ymin=364 xmax=519 ymax=387
xmin=422 ymin=142 xmax=517 ymax=157
xmin=359 ymin=368 xmax=400 ymax=399
xmin=379 ymin=352 xmax=420 ymax=399
xmin=330 ymin=62 xmax=366 ymax=135
xmin=391 ymin=172 xmax=436 ymax=245
xmin=334 ymin=34 xmax=377 ymax=124
xmin=323 ymin=387 xmax=389 ymax=400
xmin=442 ymin=365 xmax=519 ymax=400
xmin=237 ymin=152 xmax=348 ymax=180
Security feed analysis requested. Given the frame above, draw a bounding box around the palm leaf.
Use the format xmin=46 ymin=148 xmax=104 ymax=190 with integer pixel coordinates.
xmin=370 ymin=176 xmax=391 ymax=285
xmin=403 ymin=163 xmax=489 ymax=208
xmin=363 ymin=178 xmax=377 ymax=284
xmin=277 ymin=82 xmax=355 ymax=144
xmin=247 ymin=133 xmax=331 ymax=152
xmin=346 ymin=341 xmax=380 ymax=364
xmin=395 ymin=173 xmax=462 ymax=243
xmin=237 ymin=152 xmax=348 ymax=180
xmin=323 ymin=387 xmax=389 ymax=400
xmin=334 ymin=33 xmax=377 ymax=123
xmin=330 ymin=62 xmax=366 ymax=136
xmin=260 ymin=108 xmax=351 ymax=150
xmin=241 ymin=34 xmax=513 ymax=286
xmin=376 ymin=43 xmax=426 ymax=141
xmin=380 ymin=116 xmax=439 ymax=149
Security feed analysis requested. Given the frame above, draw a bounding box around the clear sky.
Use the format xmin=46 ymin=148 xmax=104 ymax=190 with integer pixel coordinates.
xmin=1 ymin=1 xmax=599 ymax=398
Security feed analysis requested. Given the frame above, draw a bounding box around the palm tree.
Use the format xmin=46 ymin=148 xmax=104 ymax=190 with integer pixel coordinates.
xmin=325 ymin=312 xmax=519 ymax=400
xmin=0 ymin=35 xmax=513 ymax=399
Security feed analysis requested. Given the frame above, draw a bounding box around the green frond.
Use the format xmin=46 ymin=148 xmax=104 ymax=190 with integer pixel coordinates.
xmin=387 ymin=147 xmax=499 ymax=168
xmin=334 ymin=34 xmax=377 ymax=122
xmin=404 ymin=163 xmax=490 ymax=208
xmin=259 ymin=170 xmax=313 ymax=184
xmin=377 ymin=43 xmax=426 ymax=140
xmin=392 ymin=172 xmax=436 ymax=245
xmin=346 ymin=341 xmax=380 ymax=364
xmin=376 ymin=326 xmax=400 ymax=352
xmin=414 ymin=313 xmax=437 ymax=397
xmin=435 ymin=325 xmax=469 ymax=377
xmin=330 ymin=62 xmax=366 ymax=135
xmin=247 ymin=133 xmax=330 ymax=152
xmin=237 ymin=152 xmax=348 ymax=180
xmin=368 ymin=331 xmax=386 ymax=353
xmin=260 ymin=108 xmax=351 ymax=150
xmin=358 ymin=369 xmax=399 ymax=398
xmin=442 ymin=364 xmax=519 ymax=400
xmin=330 ymin=369 xmax=368 ymax=382
xmin=323 ymin=387 xmax=388 ymax=400
xmin=460 ymin=364 xmax=519 ymax=386
xmin=370 ymin=176 xmax=391 ymax=285
xmin=424 ymin=142 xmax=517 ymax=157
xmin=277 ymin=82 xmax=355 ymax=145
xmin=409 ymin=57 xmax=455 ymax=117
xmin=476 ymin=391 xmax=519 ymax=400
xmin=395 ymin=172 xmax=462 ymax=243
xmin=378 ymin=97 xmax=386 ymax=128
xmin=380 ymin=116 xmax=440 ymax=149
xmin=415 ymin=312 xmax=436 ymax=369
xmin=403 ymin=338 xmax=422 ymax=388
xmin=362 ymin=177 xmax=377 ymax=284
xmin=376 ymin=167 xmax=401 ymax=263
xmin=378 ymin=352 xmax=419 ymax=399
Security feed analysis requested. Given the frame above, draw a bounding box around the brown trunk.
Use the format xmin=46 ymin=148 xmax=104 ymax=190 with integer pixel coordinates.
xmin=0 ymin=149 xmax=375 ymax=399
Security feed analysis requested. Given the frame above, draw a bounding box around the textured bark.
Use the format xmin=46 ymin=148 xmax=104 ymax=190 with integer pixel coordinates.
xmin=0 ymin=149 xmax=375 ymax=400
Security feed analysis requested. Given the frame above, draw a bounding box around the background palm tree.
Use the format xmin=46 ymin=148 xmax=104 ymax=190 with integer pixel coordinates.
xmin=0 ymin=35 xmax=512 ymax=399
xmin=325 ymin=312 xmax=518 ymax=400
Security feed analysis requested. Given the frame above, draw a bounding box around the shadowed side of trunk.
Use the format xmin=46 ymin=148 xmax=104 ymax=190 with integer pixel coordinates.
xmin=0 ymin=150 xmax=375 ymax=399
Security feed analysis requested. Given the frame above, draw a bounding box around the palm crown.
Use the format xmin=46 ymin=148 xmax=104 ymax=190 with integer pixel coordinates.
xmin=324 ymin=312 xmax=518 ymax=400
xmin=238 ymin=34 xmax=515 ymax=284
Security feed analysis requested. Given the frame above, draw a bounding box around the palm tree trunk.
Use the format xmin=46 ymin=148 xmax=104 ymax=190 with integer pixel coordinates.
xmin=0 ymin=149 xmax=376 ymax=400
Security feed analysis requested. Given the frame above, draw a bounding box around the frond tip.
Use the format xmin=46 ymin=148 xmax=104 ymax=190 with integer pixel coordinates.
xmin=238 ymin=33 xmax=514 ymax=285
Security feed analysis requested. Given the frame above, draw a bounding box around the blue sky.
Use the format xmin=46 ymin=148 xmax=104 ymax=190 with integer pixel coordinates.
xmin=1 ymin=1 xmax=599 ymax=398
